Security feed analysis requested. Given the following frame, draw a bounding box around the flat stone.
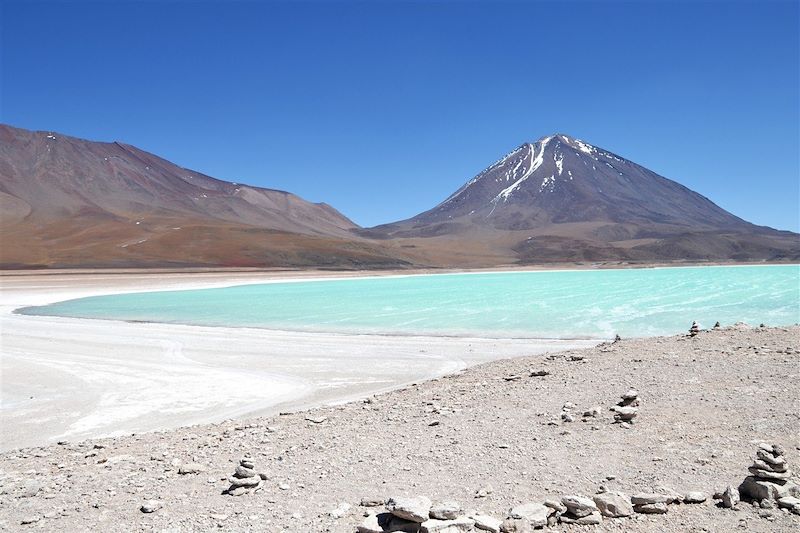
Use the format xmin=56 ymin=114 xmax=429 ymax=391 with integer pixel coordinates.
xmin=239 ymin=458 xmax=254 ymax=469
xmin=177 ymin=462 xmax=205 ymax=475
xmin=633 ymin=502 xmax=668 ymax=514
xmin=561 ymin=495 xmax=598 ymax=517
xmin=228 ymin=475 xmax=260 ymax=488
xmin=473 ymin=514 xmax=502 ymax=532
xmin=140 ymin=500 xmax=162 ymax=513
xmin=509 ymin=502 xmax=549 ymax=527
xmin=305 ymin=415 xmax=328 ymax=424
xmin=757 ymin=449 xmax=787 ymax=467
xmin=752 ymin=458 xmax=787 ymax=473
xmin=593 ymin=491 xmax=633 ymax=517
xmin=529 ymin=370 xmax=549 ymax=377
xmin=227 ymin=486 xmax=249 ymax=496
xmin=387 ymin=496 xmax=432 ymax=523
xmin=684 ymin=491 xmax=708 ymax=503
xmin=777 ymin=496 xmax=800 ymax=510
xmin=20 ymin=515 xmax=40 ymax=525
xmin=429 ymin=501 xmax=461 ymax=520
xmin=749 ymin=467 xmax=792 ymax=480
xmin=560 ymin=510 xmax=602 ymax=524
xmin=420 ymin=517 xmax=475 ymax=533
xmin=360 ymin=497 xmax=385 ymax=507
xmin=631 ymin=493 xmax=669 ymax=505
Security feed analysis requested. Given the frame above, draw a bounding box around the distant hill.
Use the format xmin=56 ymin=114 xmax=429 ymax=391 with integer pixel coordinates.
xmin=364 ymin=134 xmax=799 ymax=264
xmin=0 ymin=124 xmax=407 ymax=269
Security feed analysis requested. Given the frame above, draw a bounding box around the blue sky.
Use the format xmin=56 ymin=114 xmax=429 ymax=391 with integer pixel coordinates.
xmin=2 ymin=0 xmax=798 ymax=231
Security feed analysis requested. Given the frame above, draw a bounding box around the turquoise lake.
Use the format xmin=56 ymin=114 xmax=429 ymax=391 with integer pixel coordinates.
xmin=19 ymin=265 xmax=800 ymax=339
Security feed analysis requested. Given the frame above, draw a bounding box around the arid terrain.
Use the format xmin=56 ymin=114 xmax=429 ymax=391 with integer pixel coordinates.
xmin=2 ymin=124 xmax=798 ymax=269
xmin=1 ymin=324 xmax=797 ymax=532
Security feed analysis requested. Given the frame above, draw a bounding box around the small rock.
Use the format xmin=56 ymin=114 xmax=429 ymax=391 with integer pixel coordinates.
xmin=593 ymin=491 xmax=633 ymax=517
xmin=178 ymin=462 xmax=205 ymax=475
xmin=140 ymin=500 xmax=163 ymax=513
xmin=509 ymin=502 xmax=549 ymax=527
xmin=543 ymin=499 xmax=566 ymax=513
xmin=561 ymin=495 xmax=598 ymax=518
xmin=684 ymin=491 xmax=708 ymax=504
xmin=529 ymin=370 xmax=549 ymax=377
xmin=721 ymin=485 xmax=740 ymax=509
xmin=582 ymin=406 xmax=601 ymax=418
xmin=475 ymin=486 xmax=493 ymax=498
xmin=499 ymin=518 xmax=531 ymax=532
xmin=777 ymin=496 xmax=800 ymax=515
xmin=387 ymin=495 xmax=432 ymax=523
xmin=328 ymin=502 xmax=351 ymax=519
xmin=20 ymin=515 xmax=40 ymax=525
xmin=305 ymin=415 xmax=327 ymax=424
xmin=430 ymin=501 xmax=461 ymax=520
xmin=361 ymin=497 xmax=385 ymax=507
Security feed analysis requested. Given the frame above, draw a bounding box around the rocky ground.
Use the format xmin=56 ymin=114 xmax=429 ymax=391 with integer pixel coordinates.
xmin=0 ymin=324 xmax=798 ymax=532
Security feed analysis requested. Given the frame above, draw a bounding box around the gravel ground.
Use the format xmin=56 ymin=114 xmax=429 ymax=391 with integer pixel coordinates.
xmin=0 ymin=324 xmax=798 ymax=532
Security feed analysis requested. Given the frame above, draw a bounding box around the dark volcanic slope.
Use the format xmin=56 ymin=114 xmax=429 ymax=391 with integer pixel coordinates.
xmin=369 ymin=134 xmax=799 ymax=263
xmin=0 ymin=124 xmax=406 ymax=269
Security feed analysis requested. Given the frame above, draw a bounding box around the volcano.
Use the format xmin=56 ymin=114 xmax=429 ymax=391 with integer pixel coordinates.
xmin=366 ymin=134 xmax=799 ymax=264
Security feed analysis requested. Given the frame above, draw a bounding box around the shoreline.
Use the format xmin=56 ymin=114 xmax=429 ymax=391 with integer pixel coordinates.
xmin=0 ymin=270 xmax=598 ymax=451
xmin=1 ymin=324 xmax=797 ymax=532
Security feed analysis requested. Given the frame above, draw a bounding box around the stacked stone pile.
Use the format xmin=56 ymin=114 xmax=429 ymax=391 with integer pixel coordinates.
xmin=610 ymin=388 xmax=639 ymax=425
xmin=224 ymin=457 xmax=263 ymax=496
xmin=738 ymin=443 xmax=800 ymax=512
xmin=689 ymin=321 xmax=700 ymax=336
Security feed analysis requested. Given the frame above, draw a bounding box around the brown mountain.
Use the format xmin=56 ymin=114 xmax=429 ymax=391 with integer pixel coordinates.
xmin=0 ymin=124 xmax=407 ymax=269
xmin=365 ymin=134 xmax=799 ymax=264
xmin=1 ymin=126 xmax=796 ymax=269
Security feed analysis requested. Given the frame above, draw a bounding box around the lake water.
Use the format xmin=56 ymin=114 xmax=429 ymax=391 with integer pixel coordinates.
xmin=19 ymin=265 xmax=799 ymax=339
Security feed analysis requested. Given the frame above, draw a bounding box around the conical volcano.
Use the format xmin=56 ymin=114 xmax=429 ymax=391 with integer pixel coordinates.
xmin=367 ymin=134 xmax=798 ymax=264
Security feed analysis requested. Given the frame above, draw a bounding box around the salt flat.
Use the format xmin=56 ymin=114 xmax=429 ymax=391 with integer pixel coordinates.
xmin=0 ymin=270 xmax=597 ymax=450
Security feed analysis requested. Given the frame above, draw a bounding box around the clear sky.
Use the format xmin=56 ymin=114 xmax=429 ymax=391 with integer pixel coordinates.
xmin=2 ymin=0 xmax=798 ymax=231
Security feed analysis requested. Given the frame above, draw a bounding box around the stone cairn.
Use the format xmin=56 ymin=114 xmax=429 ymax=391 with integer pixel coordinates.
xmin=610 ymin=388 xmax=639 ymax=426
xmin=689 ymin=321 xmax=700 ymax=336
xmin=224 ymin=457 xmax=264 ymax=496
xmin=737 ymin=443 xmax=800 ymax=514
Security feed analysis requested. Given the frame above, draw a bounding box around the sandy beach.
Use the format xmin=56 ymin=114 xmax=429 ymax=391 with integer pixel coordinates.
xmin=0 ymin=270 xmax=598 ymax=451
xmin=0 ymin=321 xmax=797 ymax=532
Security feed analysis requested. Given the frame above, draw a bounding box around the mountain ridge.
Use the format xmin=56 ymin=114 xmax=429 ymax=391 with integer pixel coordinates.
xmin=0 ymin=123 xmax=408 ymax=269
xmin=1 ymin=124 xmax=797 ymax=268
